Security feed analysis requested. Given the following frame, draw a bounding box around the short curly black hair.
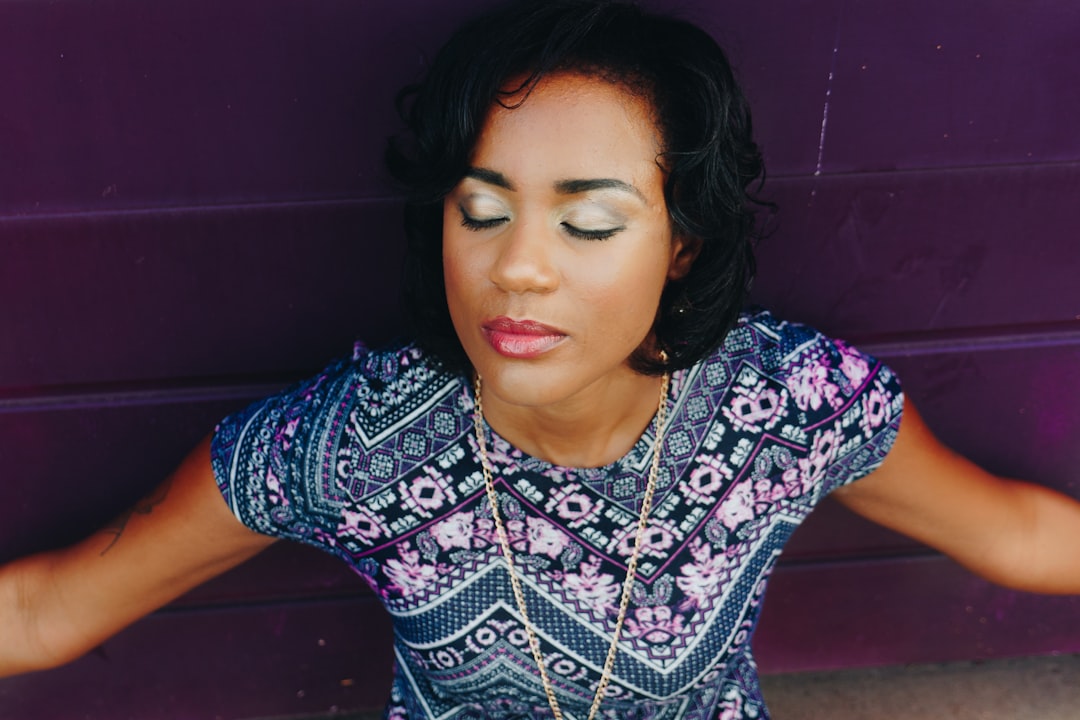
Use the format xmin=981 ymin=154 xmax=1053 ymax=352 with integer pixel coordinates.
xmin=386 ymin=0 xmax=770 ymax=376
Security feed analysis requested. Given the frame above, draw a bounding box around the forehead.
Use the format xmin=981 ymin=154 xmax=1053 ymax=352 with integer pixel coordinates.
xmin=470 ymin=73 xmax=663 ymax=179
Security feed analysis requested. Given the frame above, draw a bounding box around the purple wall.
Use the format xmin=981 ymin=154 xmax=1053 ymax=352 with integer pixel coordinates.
xmin=2 ymin=1 xmax=1078 ymax=718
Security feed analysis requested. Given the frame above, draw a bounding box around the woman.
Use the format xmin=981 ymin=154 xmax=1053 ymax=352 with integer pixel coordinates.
xmin=2 ymin=1 xmax=1078 ymax=718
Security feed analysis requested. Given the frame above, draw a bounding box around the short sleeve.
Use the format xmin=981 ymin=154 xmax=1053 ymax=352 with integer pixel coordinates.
xmin=755 ymin=312 xmax=905 ymax=494
xmin=210 ymin=356 xmax=356 ymax=557
xmin=210 ymin=342 xmax=466 ymax=564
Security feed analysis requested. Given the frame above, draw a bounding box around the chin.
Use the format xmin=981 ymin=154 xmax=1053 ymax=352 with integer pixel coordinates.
xmin=476 ymin=360 xmax=579 ymax=408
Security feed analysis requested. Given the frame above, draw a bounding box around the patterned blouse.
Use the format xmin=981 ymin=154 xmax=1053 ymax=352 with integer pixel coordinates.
xmin=212 ymin=309 xmax=904 ymax=720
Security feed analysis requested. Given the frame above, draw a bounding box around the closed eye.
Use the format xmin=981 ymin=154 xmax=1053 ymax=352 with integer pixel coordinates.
xmin=562 ymin=222 xmax=623 ymax=241
xmin=459 ymin=207 xmax=509 ymax=231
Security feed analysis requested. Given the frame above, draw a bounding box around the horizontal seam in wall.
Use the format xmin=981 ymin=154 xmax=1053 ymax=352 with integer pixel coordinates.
xmin=2 ymin=322 xmax=1077 ymax=412
xmin=0 ymin=195 xmax=401 ymax=225
xmin=156 ymin=590 xmax=379 ymax=617
xmin=768 ymin=157 xmax=1080 ymax=183
xmin=3 ymin=158 xmax=1079 ymax=223
xmin=857 ymin=321 xmax=1080 ymax=358
xmin=774 ymin=548 xmax=941 ymax=571
xmin=8 ymin=321 xmax=1080 ymax=410
xmin=0 ymin=381 xmax=290 ymax=414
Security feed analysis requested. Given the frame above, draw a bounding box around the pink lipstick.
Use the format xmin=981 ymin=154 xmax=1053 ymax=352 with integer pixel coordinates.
xmin=482 ymin=317 xmax=566 ymax=359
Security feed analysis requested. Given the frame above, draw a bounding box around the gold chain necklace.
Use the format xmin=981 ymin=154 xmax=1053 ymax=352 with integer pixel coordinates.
xmin=471 ymin=371 xmax=671 ymax=720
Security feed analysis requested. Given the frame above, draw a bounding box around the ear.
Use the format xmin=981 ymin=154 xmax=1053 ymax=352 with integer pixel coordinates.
xmin=667 ymin=232 xmax=702 ymax=281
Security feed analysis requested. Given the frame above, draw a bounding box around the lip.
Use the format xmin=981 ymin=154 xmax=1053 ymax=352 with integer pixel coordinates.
xmin=482 ymin=316 xmax=567 ymax=359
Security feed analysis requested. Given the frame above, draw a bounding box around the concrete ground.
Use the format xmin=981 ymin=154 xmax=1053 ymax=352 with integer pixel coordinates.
xmin=760 ymin=653 xmax=1080 ymax=720
xmin=255 ymin=652 xmax=1080 ymax=719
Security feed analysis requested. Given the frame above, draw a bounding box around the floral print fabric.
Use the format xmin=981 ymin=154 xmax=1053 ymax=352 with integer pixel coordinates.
xmin=212 ymin=310 xmax=903 ymax=719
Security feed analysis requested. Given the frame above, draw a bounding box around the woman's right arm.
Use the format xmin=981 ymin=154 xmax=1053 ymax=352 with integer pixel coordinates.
xmin=0 ymin=435 xmax=276 ymax=677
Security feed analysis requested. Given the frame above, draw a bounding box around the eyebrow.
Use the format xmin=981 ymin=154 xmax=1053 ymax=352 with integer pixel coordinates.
xmin=464 ymin=167 xmax=514 ymax=190
xmin=464 ymin=167 xmax=645 ymax=201
xmin=554 ymin=178 xmax=645 ymax=201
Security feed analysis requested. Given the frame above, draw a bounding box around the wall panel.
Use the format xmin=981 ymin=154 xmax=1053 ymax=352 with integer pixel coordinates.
xmin=752 ymin=164 xmax=1080 ymax=337
xmin=0 ymin=201 xmax=404 ymax=388
xmin=824 ymin=1 xmax=1080 ymax=172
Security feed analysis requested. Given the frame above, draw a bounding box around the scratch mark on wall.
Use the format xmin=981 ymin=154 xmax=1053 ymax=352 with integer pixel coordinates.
xmin=812 ymin=14 xmax=846 ymax=195
xmin=814 ymin=38 xmax=842 ymax=180
xmin=814 ymin=68 xmax=835 ymax=179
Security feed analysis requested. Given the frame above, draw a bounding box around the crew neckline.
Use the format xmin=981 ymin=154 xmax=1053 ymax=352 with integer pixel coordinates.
xmin=466 ymin=366 xmax=686 ymax=479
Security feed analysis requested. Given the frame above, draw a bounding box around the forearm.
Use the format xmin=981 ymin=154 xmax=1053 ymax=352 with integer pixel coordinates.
xmin=0 ymin=553 xmax=72 ymax=677
xmin=836 ymin=400 xmax=1080 ymax=596
xmin=0 ymin=439 xmax=275 ymax=678
xmin=998 ymin=480 xmax=1080 ymax=595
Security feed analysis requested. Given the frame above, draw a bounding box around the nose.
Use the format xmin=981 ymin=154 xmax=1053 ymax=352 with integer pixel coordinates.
xmin=488 ymin=220 xmax=559 ymax=294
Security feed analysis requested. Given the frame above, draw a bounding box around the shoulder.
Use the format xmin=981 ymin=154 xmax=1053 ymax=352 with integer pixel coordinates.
xmin=346 ymin=341 xmax=465 ymax=422
xmin=212 ymin=341 xmax=466 ymax=489
xmin=337 ymin=342 xmax=472 ymax=464
xmin=716 ymin=308 xmax=901 ymax=394
xmin=694 ymin=309 xmax=904 ymax=486
xmin=224 ymin=341 xmax=461 ymax=430
xmin=210 ymin=341 xmax=471 ymax=543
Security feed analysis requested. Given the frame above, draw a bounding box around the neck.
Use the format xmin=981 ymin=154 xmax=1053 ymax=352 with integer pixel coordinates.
xmin=476 ymin=370 xmax=667 ymax=468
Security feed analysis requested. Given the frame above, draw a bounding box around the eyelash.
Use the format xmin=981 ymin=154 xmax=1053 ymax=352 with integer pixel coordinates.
xmin=455 ymin=205 xmax=505 ymax=231
xmin=458 ymin=207 xmax=622 ymax=241
xmin=561 ymin=223 xmax=620 ymax=241
xmin=459 ymin=212 xmax=508 ymax=231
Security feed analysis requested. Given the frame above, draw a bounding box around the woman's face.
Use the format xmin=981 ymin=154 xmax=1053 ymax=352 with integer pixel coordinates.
xmin=443 ymin=72 xmax=695 ymax=410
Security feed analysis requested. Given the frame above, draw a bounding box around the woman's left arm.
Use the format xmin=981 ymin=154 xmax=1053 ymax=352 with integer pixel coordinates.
xmin=832 ymin=398 xmax=1080 ymax=595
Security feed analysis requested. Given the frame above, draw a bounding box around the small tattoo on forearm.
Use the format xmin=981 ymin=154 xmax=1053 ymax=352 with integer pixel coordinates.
xmin=98 ymin=479 xmax=174 ymax=556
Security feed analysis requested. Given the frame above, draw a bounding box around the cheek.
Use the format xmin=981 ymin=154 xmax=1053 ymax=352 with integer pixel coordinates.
xmin=442 ymin=250 xmax=466 ymax=313
xmin=574 ymin=248 xmax=670 ymax=337
xmin=442 ymin=228 xmax=467 ymax=287
xmin=442 ymin=205 xmax=468 ymax=283
xmin=442 ymin=234 xmax=485 ymax=320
